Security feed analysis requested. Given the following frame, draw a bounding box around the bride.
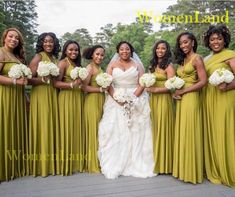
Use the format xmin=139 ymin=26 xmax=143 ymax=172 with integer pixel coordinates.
xmin=98 ymin=41 xmax=156 ymax=179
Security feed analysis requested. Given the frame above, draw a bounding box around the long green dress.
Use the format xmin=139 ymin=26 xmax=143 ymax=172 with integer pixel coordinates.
xmin=0 ymin=48 xmax=28 ymax=181
xmin=29 ymin=51 xmax=60 ymax=177
xmin=172 ymin=54 xmax=203 ymax=184
xmin=203 ymin=49 xmax=235 ymax=187
xmin=84 ymin=68 xmax=105 ymax=173
xmin=149 ymin=68 xmax=175 ymax=174
xmin=59 ymin=58 xmax=84 ymax=175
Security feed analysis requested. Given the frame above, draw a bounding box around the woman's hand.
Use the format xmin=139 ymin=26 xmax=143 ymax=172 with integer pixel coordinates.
xmin=218 ymin=82 xmax=227 ymax=91
xmin=41 ymin=75 xmax=51 ymax=84
xmin=17 ymin=77 xmax=28 ymax=85
xmin=145 ymin=87 xmax=157 ymax=93
xmin=73 ymin=78 xmax=82 ymax=88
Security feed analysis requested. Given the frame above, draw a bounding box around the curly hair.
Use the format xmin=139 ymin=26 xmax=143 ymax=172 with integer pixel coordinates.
xmin=174 ymin=32 xmax=198 ymax=65
xmin=149 ymin=40 xmax=172 ymax=73
xmin=60 ymin=40 xmax=81 ymax=67
xmin=36 ymin=32 xmax=61 ymax=58
xmin=82 ymin=45 xmax=105 ymax=60
xmin=203 ymin=24 xmax=231 ymax=50
xmin=116 ymin=41 xmax=134 ymax=57
xmin=1 ymin=27 xmax=26 ymax=63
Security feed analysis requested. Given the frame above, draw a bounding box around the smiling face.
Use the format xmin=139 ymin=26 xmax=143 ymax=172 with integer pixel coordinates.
xmin=156 ymin=43 xmax=167 ymax=58
xmin=92 ymin=47 xmax=105 ymax=65
xmin=65 ymin=43 xmax=79 ymax=60
xmin=43 ymin=35 xmax=54 ymax=53
xmin=118 ymin=43 xmax=131 ymax=61
xmin=209 ymin=33 xmax=225 ymax=53
xmin=4 ymin=30 xmax=20 ymax=50
xmin=179 ymin=35 xmax=194 ymax=55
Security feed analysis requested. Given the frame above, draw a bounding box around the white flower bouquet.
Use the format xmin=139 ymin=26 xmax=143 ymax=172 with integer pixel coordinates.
xmin=37 ymin=61 xmax=59 ymax=77
xmin=164 ymin=76 xmax=185 ymax=91
xmin=70 ymin=67 xmax=89 ymax=80
xmin=96 ymin=73 xmax=113 ymax=88
xmin=139 ymin=73 xmax=156 ymax=87
xmin=209 ymin=68 xmax=234 ymax=86
xmin=8 ymin=63 xmax=32 ymax=79
xmin=113 ymin=88 xmax=137 ymax=126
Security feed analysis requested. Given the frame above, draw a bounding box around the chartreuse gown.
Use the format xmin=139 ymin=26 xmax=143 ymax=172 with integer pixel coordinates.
xmin=202 ymin=49 xmax=235 ymax=188
xmin=0 ymin=47 xmax=29 ymax=181
xmin=173 ymin=54 xmax=203 ymax=184
xmin=149 ymin=68 xmax=175 ymax=174
xmin=29 ymin=51 xmax=60 ymax=177
xmin=59 ymin=58 xmax=84 ymax=175
xmin=84 ymin=68 xmax=105 ymax=173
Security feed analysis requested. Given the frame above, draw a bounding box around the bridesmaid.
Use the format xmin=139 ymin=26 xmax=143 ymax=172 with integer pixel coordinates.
xmin=0 ymin=28 xmax=28 ymax=181
xmin=54 ymin=40 xmax=84 ymax=175
xmin=82 ymin=45 xmax=106 ymax=173
xmin=146 ymin=40 xmax=175 ymax=174
xmin=172 ymin=32 xmax=207 ymax=184
xmin=203 ymin=25 xmax=235 ymax=187
xmin=0 ymin=28 xmax=28 ymax=182
xmin=28 ymin=32 xmax=61 ymax=177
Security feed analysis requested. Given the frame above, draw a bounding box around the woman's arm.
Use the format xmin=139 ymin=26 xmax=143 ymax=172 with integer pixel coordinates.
xmin=28 ymin=54 xmax=50 ymax=85
xmin=221 ymin=57 xmax=235 ymax=91
xmin=0 ymin=50 xmax=27 ymax=86
xmin=174 ymin=55 xmax=207 ymax=97
xmin=146 ymin=64 xmax=175 ymax=94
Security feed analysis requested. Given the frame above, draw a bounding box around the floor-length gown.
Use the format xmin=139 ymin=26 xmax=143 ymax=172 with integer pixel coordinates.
xmin=84 ymin=68 xmax=105 ymax=173
xmin=0 ymin=48 xmax=29 ymax=181
xmin=202 ymin=49 xmax=235 ymax=187
xmin=29 ymin=51 xmax=60 ymax=177
xmin=149 ymin=68 xmax=175 ymax=174
xmin=98 ymin=65 xmax=156 ymax=179
xmin=59 ymin=58 xmax=84 ymax=175
xmin=172 ymin=55 xmax=204 ymax=184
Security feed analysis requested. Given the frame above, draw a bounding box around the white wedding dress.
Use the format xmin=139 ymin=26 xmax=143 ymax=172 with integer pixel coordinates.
xmin=98 ymin=65 xmax=156 ymax=179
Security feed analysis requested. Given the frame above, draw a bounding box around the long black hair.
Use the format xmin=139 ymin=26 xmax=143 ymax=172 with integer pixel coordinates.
xmin=149 ymin=40 xmax=172 ymax=73
xmin=36 ymin=32 xmax=61 ymax=58
xmin=60 ymin=40 xmax=81 ymax=67
xmin=174 ymin=32 xmax=197 ymax=65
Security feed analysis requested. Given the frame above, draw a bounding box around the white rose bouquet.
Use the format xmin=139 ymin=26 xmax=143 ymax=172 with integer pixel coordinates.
xmin=95 ymin=73 xmax=113 ymax=88
xmin=139 ymin=73 xmax=156 ymax=87
xmin=37 ymin=61 xmax=59 ymax=77
xmin=164 ymin=76 xmax=185 ymax=91
xmin=8 ymin=63 xmax=32 ymax=79
xmin=113 ymin=88 xmax=137 ymax=126
xmin=70 ymin=67 xmax=88 ymax=80
xmin=209 ymin=68 xmax=234 ymax=86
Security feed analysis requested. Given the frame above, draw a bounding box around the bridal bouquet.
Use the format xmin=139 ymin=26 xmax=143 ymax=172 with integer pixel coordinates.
xmin=164 ymin=76 xmax=185 ymax=91
xmin=139 ymin=73 xmax=156 ymax=87
xmin=70 ymin=67 xmax=89 ymax=80
xmin=113 ymin=88 xmax=137 ymax=126
xmin=209 ymin=68 xmax=234 ymax=86
xmin=8 ymin=63 xmax=32 ymax=79
xmin=37 ymin=61 xmax=60 ymax=77
xmin=96 ymin=73 xmax=113 ymax=88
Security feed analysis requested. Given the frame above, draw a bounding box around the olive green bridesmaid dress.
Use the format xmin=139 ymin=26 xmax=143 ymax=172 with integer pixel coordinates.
xmin=173 ymin=55 xmax=203 ymax=184
xmin=0 ymin=48 xmax=28 ymax=181
xmin=84 ymin=68 xmax=105 ymax=173
xmin=59 ymin=58 xmax=84 ymax=175
xmin=29 ymin=51 xmax=60 ymax=177
xmin=203 ymin=49 xmax=235 ymax=187
xmin=149 ymin=68 xmax=175 ymax=174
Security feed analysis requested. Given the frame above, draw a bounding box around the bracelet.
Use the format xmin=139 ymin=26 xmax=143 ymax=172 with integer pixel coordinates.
xmin=99 ymin=87 xmax=103 ymax=93
xmin=41 ymin=77 xmax=46 ymax=83
xmin=70 ymin=82 xmax=74 ymax=89
xmin=12 ymin=78 xmax=17 ymax=85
